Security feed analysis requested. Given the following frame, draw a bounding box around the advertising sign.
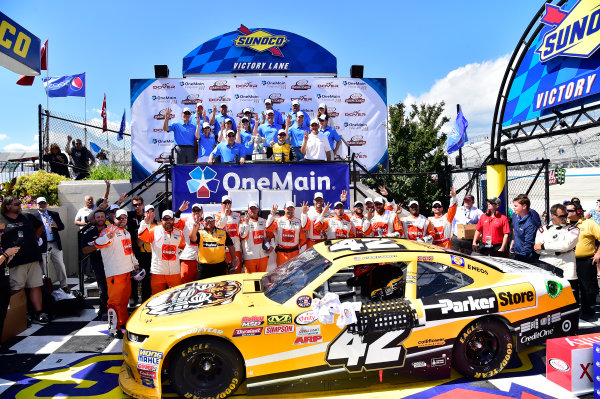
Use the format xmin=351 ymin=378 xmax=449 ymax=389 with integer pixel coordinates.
xmin=131 ymin=77 xmax=387 ymax=180
xmin=171 ymin=163 xmax=350 ymax=208
xmin=183 ymin=25 xmax=336 ymax=75
xmin=503 ymin=0 xmax=600 ymax=126
xmin=0 ymin=12 xmax=40 ymax=76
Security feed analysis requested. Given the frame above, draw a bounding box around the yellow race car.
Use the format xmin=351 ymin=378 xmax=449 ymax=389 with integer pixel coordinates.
xmin=119 ymin=238 xmax=578 ymax=399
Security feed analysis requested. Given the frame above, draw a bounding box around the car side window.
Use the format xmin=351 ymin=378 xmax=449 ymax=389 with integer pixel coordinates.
xmin=416 ymin=261 xmax=473 ymax=298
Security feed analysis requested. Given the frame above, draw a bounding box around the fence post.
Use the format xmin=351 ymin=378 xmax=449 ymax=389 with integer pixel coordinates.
xmin=544 ymin=161 xmax=550 ymax=220
xmin=38 ymin=104 xmax=43 ymax=170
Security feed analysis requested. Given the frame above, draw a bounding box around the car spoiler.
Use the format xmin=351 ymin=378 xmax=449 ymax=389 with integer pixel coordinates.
xmin=470 ymin=254 xmax=559 ymax=277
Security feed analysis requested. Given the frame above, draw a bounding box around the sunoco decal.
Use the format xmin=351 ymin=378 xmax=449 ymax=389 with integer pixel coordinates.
xmin=145 ymin=281 xmax=241 ymax=316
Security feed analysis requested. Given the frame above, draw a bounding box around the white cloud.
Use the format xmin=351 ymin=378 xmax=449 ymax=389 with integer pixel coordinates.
xmin=0 ymin=134 xmax=9 ymax=140
xmin=404 ymin=55 xmax=509 ymax=137
xmin=4 ymin=142 xmax=38 ymax=152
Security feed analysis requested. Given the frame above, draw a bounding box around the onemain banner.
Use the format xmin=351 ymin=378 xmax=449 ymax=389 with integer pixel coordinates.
xmin=130 ymin=77 xmax=387 ymax=180
xmin=171 ymin=163 xmax=350 ymax=208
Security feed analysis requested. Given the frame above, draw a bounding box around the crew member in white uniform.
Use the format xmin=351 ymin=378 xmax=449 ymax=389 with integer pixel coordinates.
xmin=239 ymin=201 xmax=273 ymax=273
xmin=215 ymin=195 xmax=242 ymax=272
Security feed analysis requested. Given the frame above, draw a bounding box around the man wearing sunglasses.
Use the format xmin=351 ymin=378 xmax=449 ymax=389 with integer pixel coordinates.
xmin=208 ymin=130 xmax=245 ymax=165
xmin=179 ymin=203 xmax=204 ymax=283
xmin=472 ymin=197 xmax=510 ymax=257
xmin=215 ymin=196 xmax=242 ymax=273
xmin=65 ymin=135 xmax=95 ymax=180
xmin=163 ymin=107 xmax=198 ymax=164
xmin=190 ymin=212 xmax=236 ymax=279
xmin=428 ymin=188 xmax=457 ymax=248
xmin=126 ymin=196 xmax=152 ymax=304
xmin=534 ymin=203 xmax=579 ymax=295
xmin=301 ymin=119 xmax=332 ymax=161
xmin=314 ymin=201 xmax=356 ymax=239
xmin=567 ymin=202 xmax=600 ymax=322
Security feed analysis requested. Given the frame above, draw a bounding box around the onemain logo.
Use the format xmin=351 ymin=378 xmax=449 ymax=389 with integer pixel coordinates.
xmin=152 ymin=95 xmax=176 ymax=102
xmin=152 ymin=138 xmax=173 ymax=145
xmin=186 ymin=167 xmax=333 ymax=199
xmin=536 ymin=1 xmax=600 ymax=63
xmin=179 ymin=81 xmax=205 ymax=88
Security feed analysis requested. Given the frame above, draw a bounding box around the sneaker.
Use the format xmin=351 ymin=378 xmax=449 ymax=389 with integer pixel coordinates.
xmin=111 ymin=330 xmax=124 ymax=339
xmin=32 ymin=312 xmax=49 ymax=325
xmin=61 ymin=286 xmax=71 ymax=294
xmin=0 ymin=346 xmax=16 ymax=355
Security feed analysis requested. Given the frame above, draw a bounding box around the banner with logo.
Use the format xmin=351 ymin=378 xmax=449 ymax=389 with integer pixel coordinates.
xmin=503 ymin=0 xmax=600 ymax=126
xmin=172 ymin=163 xmax=350 ymax=208
xmin=131 ymin=77 xmax=387 ymax=180
xmin=42 ymin=73 xmax=86 ymax=97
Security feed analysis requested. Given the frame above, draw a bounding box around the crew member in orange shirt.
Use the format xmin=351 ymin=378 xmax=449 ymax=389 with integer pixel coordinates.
xmin=314 ymin=201 xmax=356 ymax=239
xmin=429 ymin=187 xmax=458 ymax=248
xmin=215 ymin=195 xmax=243 ymax=272
xmin=363 ymin=197 xmax=403 ymax=237
xmin=401 ymin=200 xmax=435 ymax=243
xmin=239 ymin=201 xmax=273 ymax=273
xmin=266 ymin=201 xmax=307 ymax=266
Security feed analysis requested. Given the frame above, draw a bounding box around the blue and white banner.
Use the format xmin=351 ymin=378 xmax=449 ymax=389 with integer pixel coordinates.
xmin=172 ymin=163 xmax=350 ymax=208
xmin=42 ymin=73 xmax=85 ymax=98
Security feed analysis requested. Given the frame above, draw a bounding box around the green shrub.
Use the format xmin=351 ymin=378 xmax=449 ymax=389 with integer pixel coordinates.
xmin=12 ymin=170 xmax=69 ymax=206
xmin=85 ymin=164 xmax=131 ymax=180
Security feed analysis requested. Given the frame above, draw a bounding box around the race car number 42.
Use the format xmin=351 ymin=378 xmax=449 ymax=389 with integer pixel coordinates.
xmin=328 ymin=238 xmax=401 ymax=253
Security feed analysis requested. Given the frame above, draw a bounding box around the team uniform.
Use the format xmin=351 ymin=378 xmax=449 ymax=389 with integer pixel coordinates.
xmin=239 ymin=217 xmax=270 ymax=273
xmin=138 ymin=222 xmax=187 ymax=295
xmin=195 ymin=227 xmax=232 ymax=278
xmin=363 ymin=210 xmax=404 ymax=237
xmin=215 ymin=211 xmax=243 ymax=272
xmin=350 ymin=213 xmax=371 ymax=237
xmin=94 ymin=225 xmax=139 ymax=329
xmin=266 ymin=214 xmax=307 ymax=266
xmin=302 ymin=207 xmax=331 ymax=247
xmin=401 ymin=214 xmax=435 ymax=242
xmin=314 ymin=214 xmax=356 ymax=239
xmin=535 ymin=223 xmax=580 ymax=281
xmin=428 ymin=198 xmax=458 ymax=248
xmin=178 ymin=217 xmax=202 ymax=284
xmin=573 ymin=218 xmax=600 ymax=319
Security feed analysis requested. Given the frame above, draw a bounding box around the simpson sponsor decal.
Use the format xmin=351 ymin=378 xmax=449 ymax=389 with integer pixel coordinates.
xmin=265 ymin=325 xmax=294 ymax=335
xmin=422 ymin=289 xmax=498 ymax=320
xmin=295 ymin=310 xmax=317 ymax=325
xmin=232 ymin=327 xmax=263 ymax=337
xmin=241 ymin=316 xmax=264 ymax=327
xmin=492 ymin=282 xmax=536 ymax=311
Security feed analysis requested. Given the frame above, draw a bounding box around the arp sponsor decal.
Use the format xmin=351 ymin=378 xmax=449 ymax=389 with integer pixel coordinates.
xmin=296 ymin=325 xmax=321 ymax=336
xmin=295 ymin=310 xmax=317 ymax=325
xmin=294 ymin=335 xmax=323 ymax=345
xmin=549 ymin=358 xmax=570 ymax=372
xmin=417 ymin=338 xmax=445 ymax=348
xmin=345 ymin=93 xmax=366 ymax=103
xmin=209 ymin=80 xmax=230 ymax=91
xmin=326 ymin=328 xmax=411 ymax=372
xmin=422 ymin=289 xmax=498 ymax=321
xmin=296 ymin=295 xmax=312 ymax=308
xmin=241 ymin=316 xmax=264 ymax=327
xmin=265 ymin=324 xmax=294 ymax=335
xmin=144 ymin=280 xmax=241 ymax=316
xmin=176 ymin=326 xmax=223 ymax=339
xmin=492 ymin=282 xmax=536 ymax=311
xmin=232 ymin=327 xmax=263 ymax=337
xmin=450 ymin=255 xmax=464 ymax=267
xmin=291 ymin=79 xmax=311 ymax=90
xmin=267 ymin=314 xmax=292 ymax=325
xmin=467 ymin=263 xmax=488 ymax=275
xmin=233 ymin=24 xmax=288 ymax=56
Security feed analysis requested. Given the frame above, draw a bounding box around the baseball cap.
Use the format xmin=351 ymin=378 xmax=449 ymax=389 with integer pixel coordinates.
xmin=432 ymin=200 xmax=442 ymax=207
xmin=314 ymin=192 xmax=324 ymax=200
xmin=264 ymin=98 xmax=272 ymax=104
xmin=220 ymin=102 xmax=227 ymax=108
xmin=354 ymin=200 xmax=364 ymax=207
xmin=248 ymin=201 xmax=259 ymax=209
xmin=277 ymin=129 xmax=286 ymax=136
xmin=203 ymin=212 xmax=214 ymax=221
xmin=333 ymin=201 xmax=344 ymax=208
xmin=36 ymin=197 xmax=47 ymax=204
xmin=310 ymin=118 xmax=319 ymax=125
xmin=144 ymin=204 xmax=155 ymax=212
xmin=284 ymin=201 xmax=295 ymax=208
xmin=202 ymin=122 xmax=211 ymax=129
xmin=296 ymin=111 xmax=304 ymax=118
xmin=291 ymin=99 xmax=299 ymax=106
xmin=195 ymin=101 xmax=203 ymax=107
xmin=191 ymin=203 xmax=203 ymax=211
xmin=373 ymin=196 xmax=385 ymax=204
xmin=162 ymin=210 xmax=174 ymax=219
xmin=318 ymin=103 xmax=326 ymax=109
xmin=364 ymin=197 xmax=374 ymax=204
xmin=242 ymin=107 xmax=251 ymax=113
xmin=226 ymin=129 xmax=236 ymax=137
xmin=241 ymin=116 xmax=249 ymax=122
xmin=182 ymin=107 xmax=191 ymax=114
xmin=487 ymin=197 xmax=501 ymax=205
xmin=464 ymin=194 xmax=475 ymax=201
xmin=266 ymin=109 xmax=274 ymax=115
xmin=108 ymin=204 xmax=120 ymax=211
xmin=318 ymin=114 xmax=327 ymax=121
xmin=115 ymin=209 xmax=127 ymax=218
xmin=224 ymin=119 xmax=233 ymax=124
xmin=408 ymin=200 xmax=419 ymax=207
xmin=222 ymin=195 xmax=232 ymax=203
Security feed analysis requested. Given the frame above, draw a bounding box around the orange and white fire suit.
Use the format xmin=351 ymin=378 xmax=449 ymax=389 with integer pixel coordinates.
xmin=302 ymin=207 xmax=331 ymax=247
xmin=314 ymin=214 xmax=356 ymax=239
xmin=363 ymin=210 xmax=403 ymax=237
xmin=138 ymin=221 xmax=186 ymax=295
xmin=94 ymin=225 xmax=138 ymax=329
xmin=402 ymin=214 xmax=435 ymax=242
xmin=179 ymin=216 xmax=202 ymax=283
xmin=215 ymin=211 xmax=242 ymax=272
xmin=428 ymin=198 xmax=457 ymax=248
xmin=239 ymin=217 xmax=270 ymax=273
xmin=349 ymin=213 xmax=371 ymax=237
xmin=266 ymin=214 xmax=307 ymax=266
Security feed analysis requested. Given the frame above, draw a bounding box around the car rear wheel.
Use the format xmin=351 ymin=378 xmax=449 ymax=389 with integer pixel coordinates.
xmin=452 ymin=318 xmax=513 ymax=379
xmin=169 ymin=337 xmax=244 ymax=399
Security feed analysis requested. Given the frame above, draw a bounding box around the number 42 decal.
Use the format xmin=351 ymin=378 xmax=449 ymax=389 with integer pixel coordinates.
xmin=325 ymin=328 xmax=411 ymax=372
xmin=328 ymin=238 xmax=401 ymax=253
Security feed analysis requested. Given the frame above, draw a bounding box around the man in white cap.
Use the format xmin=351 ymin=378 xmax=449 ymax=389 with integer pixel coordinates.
xmin=350 ymin=200 xmax=371 ymax=237
xmin=190 ymin=211 xmax=237 ymax=278
xmin=286 ymin=111 xmax=309 ymax=161
xmin=266 ymin=201 xmax=307 ymax=266
xmin=208 ymin=129 xmax=245 ymax=164
xmin=428 ymin=188 xmax=457 ymax=248
xmin=301 ymin=118 xmax=332 ymax=161
xmin=215 ymin=195 xmax=242 ymax=273
xmin=34 ymin=197 xmax=69 ymax=292
xmin=94 ymin=209 xmax=140 ymax=338
xmin=237 ymin=113 xmax=259 ymax=161
xmin=314 ymin=201 xmax=356 ymax=239
xmin=259 ymin=109 xmax=279 ymax=158
xmin=302 ymin=192 xmax=332 ymax=248
xmin=318 ymin=114 xmax=341 ymax=159
xmin=138 ymin=209 xmax=186 ymax=295
xmin=364 ymin=197 xmax=375 ymax=213
xmin=239 ymin=201 xmax=273 ymax=273
xmin=211 ymin=103 xmax=236 ymax=138
xmin=364 ymin=196 xmax=403 ymax=237
xmin=263 ymin=98 xmax=284 ymax=127
xmin=179 ymin=203 xmax=203 ymax=283
xmin=290 ymin=99 xmax=309 ymax=129
xmin=163 ymin=107 xmax=196 ymax=164
xmin=195 ymin=121 xmax=216 ymax=163
xmin=272 ymin=129 xmax=291 ymax=162
xmin=401 ymin=200 xmax=435 ymax=242
xmin=242 ymin=107 xmax=257 ymax=131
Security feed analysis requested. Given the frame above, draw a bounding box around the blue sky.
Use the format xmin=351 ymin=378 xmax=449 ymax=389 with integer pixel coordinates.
xmin=0 ymin=1 xmax=543 ymax=152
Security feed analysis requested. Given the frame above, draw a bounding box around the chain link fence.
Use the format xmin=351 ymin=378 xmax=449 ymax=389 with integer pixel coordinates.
xmin=40 ymin=106 xmax=132 ymax=176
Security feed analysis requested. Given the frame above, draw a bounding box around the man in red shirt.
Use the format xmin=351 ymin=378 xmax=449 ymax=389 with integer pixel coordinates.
xmin=472 ymin=197 xmax=510 ymax=257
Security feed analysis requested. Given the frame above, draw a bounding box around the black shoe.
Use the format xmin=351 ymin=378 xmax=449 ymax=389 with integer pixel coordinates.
xmin=111 ymin=330 xmax=124 ymax=339
xmin=0 ymin=346 xmax=16 ymax=355
xmin=32 ymin=312 xmax=49 ymax=325
xmin=582 ymin=314 xmax=597 ymax=323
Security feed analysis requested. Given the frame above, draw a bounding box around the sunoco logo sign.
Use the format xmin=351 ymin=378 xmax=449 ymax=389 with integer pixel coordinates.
xmin=233 ymin=25 xmax=288 ymax=56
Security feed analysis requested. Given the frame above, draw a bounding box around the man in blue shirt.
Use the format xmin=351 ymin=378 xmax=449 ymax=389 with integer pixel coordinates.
xmin=163 ymin=107 xmax=196 ymax=164
xmin=212 ymin=103 xmax=236 ymax=138
xmin=258 ymin=110 xmax=280 ymax=159
xmin=196 ymin=122 xmax=216 ymax=163
xmin=237 ymin=116 xmax=258 ymax=160
xmin=290 ymin=100 xmax=309 ymax=129
xmin=286 ymin=112 xmax=309 ymax=161
xmin=242 ymin=108 xmax=257 ymax=131
xmin=209 ymin=130 xmax=245 ymax=164
xmin=509 ymin=194 xmax=541 ymax=262
xmin=264 ymin=99 xmax=284 ymax=127
xmin=318 ymin=114 xmax=341 ymax=159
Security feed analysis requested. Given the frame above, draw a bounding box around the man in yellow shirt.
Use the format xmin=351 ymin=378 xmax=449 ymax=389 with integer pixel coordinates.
xmin=567 ymin=202 xmax=600 ymax=322
xmin=272 ymin=129 xmax=291 ymax=162
xmin=189 ymin=212 xmax=237 ymax=279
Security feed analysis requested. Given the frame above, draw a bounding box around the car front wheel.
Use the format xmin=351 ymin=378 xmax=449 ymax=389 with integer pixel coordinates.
xmin=169 ymin=337 xmax=244 ymax=399
xmin=452 ymin=318 xmax=513 ymax=379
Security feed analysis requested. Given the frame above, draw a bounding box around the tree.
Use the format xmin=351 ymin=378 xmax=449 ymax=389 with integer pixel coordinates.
xmin=365 ymin=101 xmax=450 ymax=216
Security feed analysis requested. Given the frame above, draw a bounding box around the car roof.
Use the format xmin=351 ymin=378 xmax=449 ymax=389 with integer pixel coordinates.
xmin=313 ymin=238 xmax=447 ymax=261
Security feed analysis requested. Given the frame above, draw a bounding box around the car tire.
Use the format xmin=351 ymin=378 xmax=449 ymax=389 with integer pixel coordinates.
xmin=452 ymin=318 xmax=513 ymax=379
xmin=169 ymin=337 xmax=244 ymax=399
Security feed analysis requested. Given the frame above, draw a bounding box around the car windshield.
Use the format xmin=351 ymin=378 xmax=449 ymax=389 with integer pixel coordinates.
xmin=262 ymin=249 xmax=330 ymax=304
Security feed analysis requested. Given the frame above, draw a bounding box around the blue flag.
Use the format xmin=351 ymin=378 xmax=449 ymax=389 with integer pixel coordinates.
xmin=42 ymin=73 xmax=86 ymax=97
xmin=117 ymin=109 xmax=126 ymax=141
xmin=89 ymin=142 xmax=101 ymax=154
xmin=447 ymin=106 xmax=469 ymax=154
